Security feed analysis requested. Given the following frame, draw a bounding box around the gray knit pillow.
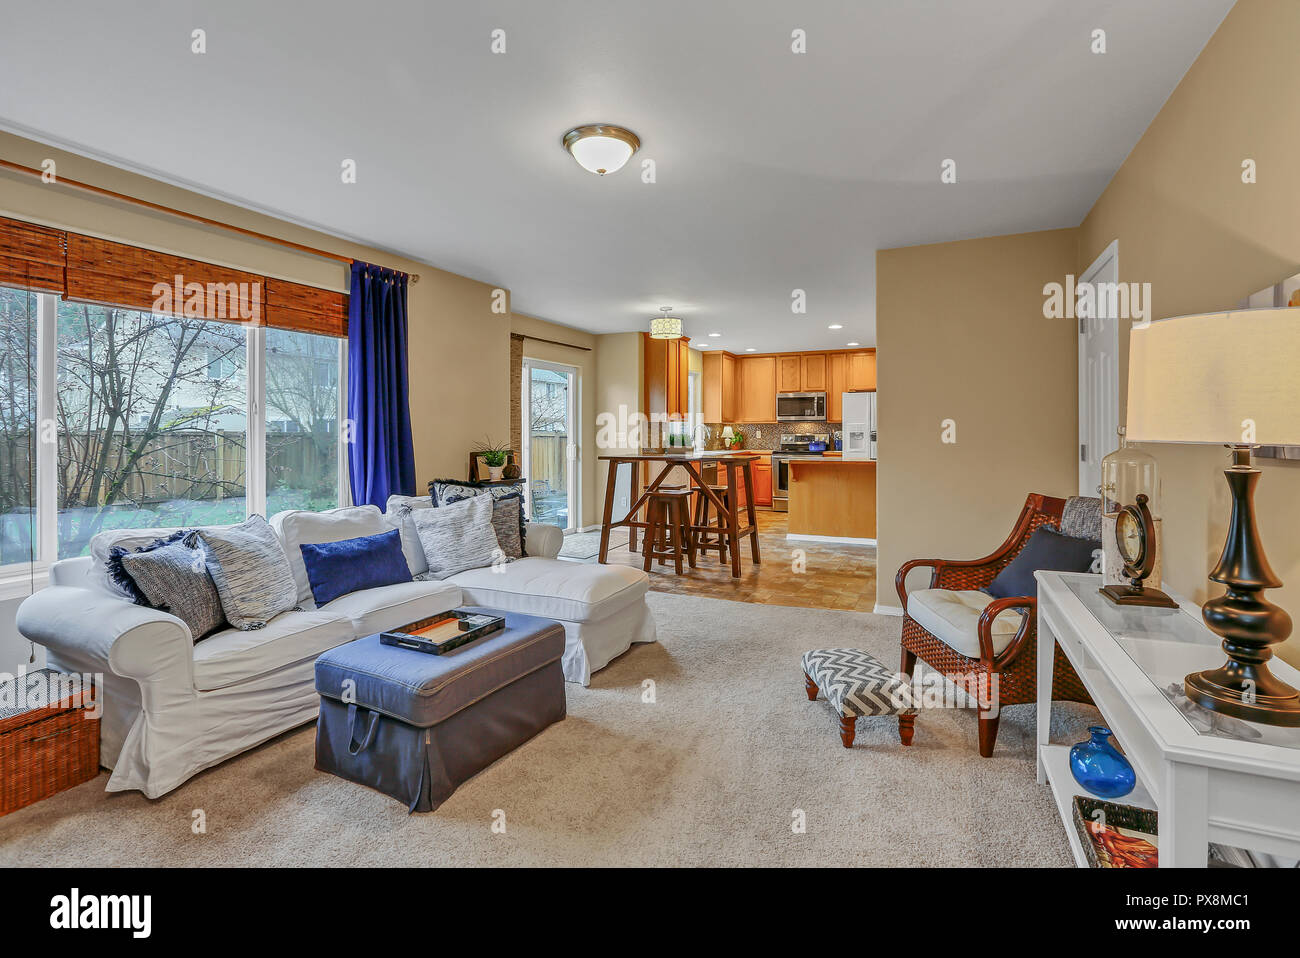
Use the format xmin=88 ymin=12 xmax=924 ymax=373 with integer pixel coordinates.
xmin=1059 ymin=495 xmax=1102 ymax=541
xmin=197 ymin=515 xmax=298 ymax=630
xmin=491 ymin=494 xmax=524 ymax=560
xmin=413 ymin=495 xmax=502 ymax=579
xmin=119 ymin=532 xmax=227 ymax=642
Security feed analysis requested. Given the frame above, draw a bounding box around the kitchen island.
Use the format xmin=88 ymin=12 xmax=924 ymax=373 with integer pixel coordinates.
xmin=787 ymin=458 xmax=876 ymax=543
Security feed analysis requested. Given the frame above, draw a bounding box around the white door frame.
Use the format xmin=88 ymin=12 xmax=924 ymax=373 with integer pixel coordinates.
xmin=1078 ymin=239 xmax=1120 ymax=496
xmin=521 ymin=357 xmax=580 ymax=534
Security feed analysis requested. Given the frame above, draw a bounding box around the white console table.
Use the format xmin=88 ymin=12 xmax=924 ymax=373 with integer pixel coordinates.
xmin=1035 ymin=571 xmax=1300 ymax=868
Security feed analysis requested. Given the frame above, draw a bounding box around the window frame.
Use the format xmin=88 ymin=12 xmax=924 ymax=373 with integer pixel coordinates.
xmin=0 ymin=289 xmax=349 ymax=597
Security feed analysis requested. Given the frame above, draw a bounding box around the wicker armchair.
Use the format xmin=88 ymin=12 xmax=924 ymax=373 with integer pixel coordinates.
xmin=895 ymin=493 xmax=1092 ymax=757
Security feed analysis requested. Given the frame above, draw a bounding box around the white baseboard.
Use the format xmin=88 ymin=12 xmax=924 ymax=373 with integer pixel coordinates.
xmin=785 ymin=534 xmax=877 ymax=546
xmin=873 ymin=602 xmax=904 ymax=617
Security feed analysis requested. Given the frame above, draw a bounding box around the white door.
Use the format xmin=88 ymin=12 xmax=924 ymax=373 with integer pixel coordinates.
xmin=1078 ymin=241 xmax=1120 ymax=496
xmin=521 ymin=358 xmax=580 ymax=533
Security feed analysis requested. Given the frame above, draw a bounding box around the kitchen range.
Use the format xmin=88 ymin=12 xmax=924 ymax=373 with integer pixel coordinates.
xmin=771 ymin=433 xmax=831 ymax=512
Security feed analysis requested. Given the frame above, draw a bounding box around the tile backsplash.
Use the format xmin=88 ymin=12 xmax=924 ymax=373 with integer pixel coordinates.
xmin=702 ymin=421 xmax=841 ymax=450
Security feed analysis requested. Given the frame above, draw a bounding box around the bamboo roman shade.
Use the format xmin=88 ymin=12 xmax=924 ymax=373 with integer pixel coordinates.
xmin=0 ymin=214 xmax=348 ymax=336
xmin=64 ymin=233 xmax=267 ymax=324
xmin=0 ymin=215 xmax=66 ymax=292
xmin=264 ymin=279 xmax=348 ymax=337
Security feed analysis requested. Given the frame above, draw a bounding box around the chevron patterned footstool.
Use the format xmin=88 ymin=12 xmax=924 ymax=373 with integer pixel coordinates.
xmin=802 ymin=648 xmax=918 ymax=748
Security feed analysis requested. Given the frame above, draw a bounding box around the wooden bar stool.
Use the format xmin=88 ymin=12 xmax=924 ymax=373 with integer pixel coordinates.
xmin=643 ymin=489 xmax=697 ymax=575
xmin=692 ymin=484 xmax=731 ymax=564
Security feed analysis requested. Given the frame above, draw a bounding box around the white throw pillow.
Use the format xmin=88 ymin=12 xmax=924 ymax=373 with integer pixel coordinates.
xmin=384 ymin=494 xmax=435 ymax=577
xmin=271 ymin=505 xmax=392 ymax=605
xmin=412 ymin=495 xmax=502 ymax=579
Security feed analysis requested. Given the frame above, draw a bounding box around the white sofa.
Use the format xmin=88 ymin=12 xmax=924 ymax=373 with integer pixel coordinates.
xmin=16 ymin=504 xmax=656 ymax=799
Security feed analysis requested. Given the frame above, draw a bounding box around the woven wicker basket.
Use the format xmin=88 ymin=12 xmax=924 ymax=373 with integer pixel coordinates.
xmin=0 ymin=669 xmax=100 ymax=815
xmin=1071 ymin=795 xmax=1159 ymax=868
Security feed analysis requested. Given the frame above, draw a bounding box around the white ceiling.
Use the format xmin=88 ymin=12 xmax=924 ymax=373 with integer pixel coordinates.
xmin=0 ymin=0 xmax=1233 ymax=350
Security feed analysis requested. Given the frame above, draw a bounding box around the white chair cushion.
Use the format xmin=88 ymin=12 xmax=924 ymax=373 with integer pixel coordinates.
xmin=193 ymin=610 xmax=354 ymax=691
xmin=907 ymin=589 xmax=1025 ymax=659
xmin=319 ymin=579 xmax=462 ymax=637
xmin=448 ymin=558 xmax=648 ymax=624
xmin=271 ymin=505 xmax=395 ymax=605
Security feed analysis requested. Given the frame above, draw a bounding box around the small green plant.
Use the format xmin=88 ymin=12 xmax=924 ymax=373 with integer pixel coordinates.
xmin=475 ymin=437 xmax=511 ymax=467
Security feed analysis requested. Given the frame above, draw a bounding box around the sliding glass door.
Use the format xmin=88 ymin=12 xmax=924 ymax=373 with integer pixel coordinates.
xmin=521 ymin=359 xmax=578 ymax=534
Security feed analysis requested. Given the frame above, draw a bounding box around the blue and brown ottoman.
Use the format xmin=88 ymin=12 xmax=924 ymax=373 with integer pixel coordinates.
xmin=315 ymin=610 xmax=566 ymax=812
xmin=801 ymin=648 xmax=918 ymax=747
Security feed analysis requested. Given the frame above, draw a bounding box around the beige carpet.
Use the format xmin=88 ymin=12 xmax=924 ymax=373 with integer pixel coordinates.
xmin=0 ymin=594 xmax=1095 ymax=866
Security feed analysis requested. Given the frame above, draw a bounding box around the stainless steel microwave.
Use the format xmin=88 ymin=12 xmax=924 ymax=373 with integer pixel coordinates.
xmin=776 ymin=392 xmax=826 ymax=422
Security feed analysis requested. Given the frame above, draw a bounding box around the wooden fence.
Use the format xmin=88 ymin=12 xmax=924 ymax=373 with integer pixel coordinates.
xmin=528 ymin=432 xmax=568 ymax=495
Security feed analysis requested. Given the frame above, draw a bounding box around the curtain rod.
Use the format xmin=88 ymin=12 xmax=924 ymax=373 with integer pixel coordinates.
xmin=522 ymin=334 xmax=592 ymax=352
xmin=0 ymin=158 xmax=420 ymax=283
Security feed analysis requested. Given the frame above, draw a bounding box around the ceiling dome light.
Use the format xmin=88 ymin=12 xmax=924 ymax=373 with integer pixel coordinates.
xmin=650 ymin=306 xmax=683 ymax=340
xmin=562 ymin=125 xmax=640 ymax=175
xmin=828 ymin=324 xmax=843 ymax=330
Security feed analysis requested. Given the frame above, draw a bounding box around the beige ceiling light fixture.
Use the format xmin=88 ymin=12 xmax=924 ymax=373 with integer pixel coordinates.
xmin=562 ymin=124 xmax=640 ymax=175
xmin=649 ymin=306 xmax=683 ymax=340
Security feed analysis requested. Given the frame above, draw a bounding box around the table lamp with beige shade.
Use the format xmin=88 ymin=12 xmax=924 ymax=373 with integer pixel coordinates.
xmin=1126 ymin=306 xmax=1300 ymax=726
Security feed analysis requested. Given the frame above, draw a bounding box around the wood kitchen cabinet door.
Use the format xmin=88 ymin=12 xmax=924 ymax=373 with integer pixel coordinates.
xmin=777 ymin=355 xmax=801 ymax=392
xmin=827 ymin=353 xmax=846 ymax=421
xmin=720 ymin=352 xmax=736 ymax=421
xmin=800 ymin=353 xmax=826 ymax=391
xmin=846 ymin=350 xmax=876 ymax=392
xmin=738 ymin=356 xmax=776 ymax=422
xmin=752 ymin=463 xmax=773 ymax=506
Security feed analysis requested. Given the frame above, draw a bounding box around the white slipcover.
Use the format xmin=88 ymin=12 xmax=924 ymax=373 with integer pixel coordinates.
xmin=16 ymin=517 xmax=653 ymax=796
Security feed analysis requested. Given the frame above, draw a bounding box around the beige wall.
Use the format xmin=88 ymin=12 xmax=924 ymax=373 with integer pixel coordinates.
xmin=511 ymin=312 xmax=599 ymax=529
xmin=0 ymin=130 xmax=510 ymax=487
xmin=876 ymin=228 xmax=1080 ymax=608
xmin=593 ymin=332 xmax=644 ymax=518
xmin=1078 ymin=0 xmax=1300 ymax=665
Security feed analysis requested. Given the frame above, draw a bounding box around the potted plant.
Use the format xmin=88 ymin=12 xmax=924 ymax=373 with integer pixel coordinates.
xmin=475 ymin=438 xmax=512 ymax=481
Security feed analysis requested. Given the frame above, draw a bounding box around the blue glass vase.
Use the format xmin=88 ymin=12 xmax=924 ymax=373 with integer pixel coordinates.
xmin=1069 ymin=726 xmax=1136 ymax=799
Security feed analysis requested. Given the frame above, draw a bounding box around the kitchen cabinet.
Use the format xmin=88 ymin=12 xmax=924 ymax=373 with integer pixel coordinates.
xmin=800 ymin=353 xmax=826 ymax=391
xmin=777 ymin=355 xmax=802 ymax=392
xmin=752 ymin=462 xmax=773 ymax=506
xmin=702 ymin=351 xmax=736 ymax=423
xmin=703 ymin=348 xmax=873 ymax=424
xmin=827 ymin=353 xmax=846 ymax=421
xmin=846 ymin=350 xmax=876 ymax=392
xmin=643 ymin=333 xmax=692 ymax=421
xmin=738 ymin=355 xmax=776 ymax=422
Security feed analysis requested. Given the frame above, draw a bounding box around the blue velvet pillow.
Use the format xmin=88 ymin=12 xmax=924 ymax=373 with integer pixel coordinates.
xmin=985 ymin=527 xmax=1099 ymax=599
xmin=299 ymin=528 xmax=412 ymax=607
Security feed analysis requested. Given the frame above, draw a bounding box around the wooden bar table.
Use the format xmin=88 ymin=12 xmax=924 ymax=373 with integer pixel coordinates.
xmin=597 ymin=453 xmax=761 ymax=577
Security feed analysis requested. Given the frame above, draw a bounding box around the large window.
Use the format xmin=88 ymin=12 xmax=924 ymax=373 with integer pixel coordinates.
xmin=0 ymin=287 xmax=346 ymax=576
xmin=55 ymin=301 xmax=249 ymax=557
xmin=0 ymin=286 xmax=37 ymax=567
xmin=265 ymin=327 xmax=341 ymax=515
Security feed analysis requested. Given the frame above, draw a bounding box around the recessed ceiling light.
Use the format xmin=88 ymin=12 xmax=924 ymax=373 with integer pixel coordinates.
xmin=828 ymin=324 xmax=843 ymax=330
xmin=846 ymin=342 xmax=860 ymax=347
xmin=708 ymin=332 xmax=721 ymax=337
xmin=745 ymin=347 xmax=756 ymax=352
xmin=562 ymin=125 xmax=640 ymax=175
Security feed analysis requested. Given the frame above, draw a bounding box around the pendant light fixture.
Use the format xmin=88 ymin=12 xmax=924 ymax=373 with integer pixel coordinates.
xmin=562 ymin=124 xmax=640 ymax=175
xmin=649 ymin=306 xmax=683 ymax=340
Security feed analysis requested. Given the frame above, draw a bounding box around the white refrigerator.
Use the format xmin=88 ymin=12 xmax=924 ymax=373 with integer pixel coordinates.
xmin=841 ymin=392 xmax=876 ymax=460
